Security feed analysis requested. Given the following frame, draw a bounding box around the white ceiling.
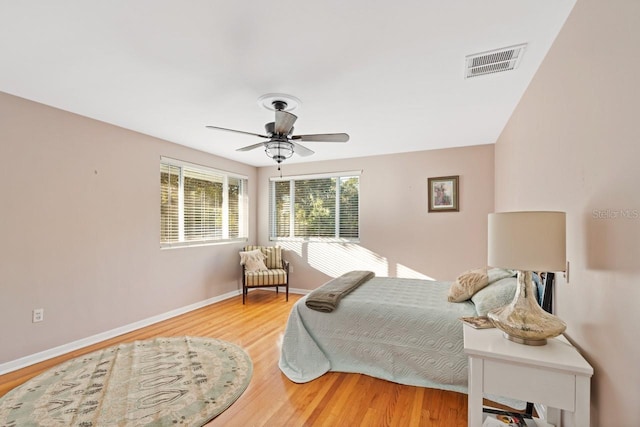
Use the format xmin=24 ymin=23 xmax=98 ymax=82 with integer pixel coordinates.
xmin=0 ymin=1 xmax=575 ymax=167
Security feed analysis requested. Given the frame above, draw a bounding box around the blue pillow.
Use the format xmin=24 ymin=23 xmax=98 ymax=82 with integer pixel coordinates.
xmin=471 ymin=273 xmax=545 ymax=316
xmin=470 ymin=277 xmax=517 ymax=316
xmin=532 ymin=272 xmax=546 ymax=306
xmin=487 ymin=268 xmax=515 ymax=284
xmin=531 ymin=273 xmax=544 ymax=305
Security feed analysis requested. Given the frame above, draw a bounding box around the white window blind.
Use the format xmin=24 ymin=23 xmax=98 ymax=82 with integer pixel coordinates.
xmin=269 ymin=172 xmax=360 ymax=241
xmin=161 ymin=158 xmax=248 ymax=247
xmin=160 ymin=163 xmax=180 ymax=243
xmin=183 ymin=167 xmax=224 ymax=241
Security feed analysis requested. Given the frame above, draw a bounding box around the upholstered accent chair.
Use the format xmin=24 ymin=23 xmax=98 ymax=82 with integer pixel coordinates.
xmin=240 ymin=245 xmax=289 ymax=304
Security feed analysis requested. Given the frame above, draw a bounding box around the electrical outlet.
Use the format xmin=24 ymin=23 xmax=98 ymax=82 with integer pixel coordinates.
xmin=32 ymin=308 xmax=44 ymax=323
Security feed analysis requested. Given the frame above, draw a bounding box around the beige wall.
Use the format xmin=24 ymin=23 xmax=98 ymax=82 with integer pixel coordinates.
xmin=0 ymin=92 xmax=257 ymax=364
xmin=257 ymin=145 xmax=495 ymax=289
xmin=494 ymin=0 xmax=640 ymax=425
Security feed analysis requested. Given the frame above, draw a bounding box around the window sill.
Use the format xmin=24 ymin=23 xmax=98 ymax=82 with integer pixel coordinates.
xmin=269 ymin=237 xmax=360 ymax=244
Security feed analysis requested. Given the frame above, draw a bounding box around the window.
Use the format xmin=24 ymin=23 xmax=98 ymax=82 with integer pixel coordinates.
xmin=160 ymin=157 xmax=248 ymax=247
xmin=269 ymin=172 xmax=360 ymax=241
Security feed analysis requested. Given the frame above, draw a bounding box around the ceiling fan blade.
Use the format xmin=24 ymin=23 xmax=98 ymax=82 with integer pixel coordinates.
xmin=206 ymin=125 xmax=269 ymax=139
xmin=291 ymin=141 xmax=315 ymax=157
xmin=236 ymin=142 xmax=266 ymax=152
xmin=274 ymin=111 xmax=297 ymax=135
xmin=291 ymin=133 xmax=349 ymax=143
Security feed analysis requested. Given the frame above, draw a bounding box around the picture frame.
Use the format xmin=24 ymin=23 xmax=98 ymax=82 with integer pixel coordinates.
xmin=428 ymin=175 xmax=459 ymax=212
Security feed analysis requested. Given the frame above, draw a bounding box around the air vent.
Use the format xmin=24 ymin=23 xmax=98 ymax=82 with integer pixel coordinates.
xmin=465 ymin=44 xmax=527 ymax=78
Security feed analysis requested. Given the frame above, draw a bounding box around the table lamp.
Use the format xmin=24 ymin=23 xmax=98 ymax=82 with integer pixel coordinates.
xmin=487 ymin=211 xmax=567 ymax=345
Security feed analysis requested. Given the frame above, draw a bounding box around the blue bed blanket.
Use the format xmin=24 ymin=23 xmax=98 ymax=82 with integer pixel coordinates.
xmin=278 ymin=276 xmax=477 ymax=393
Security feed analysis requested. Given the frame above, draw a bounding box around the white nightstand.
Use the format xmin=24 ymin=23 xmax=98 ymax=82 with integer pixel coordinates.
xmin=463 ymin=325 xmax=593 ymax=427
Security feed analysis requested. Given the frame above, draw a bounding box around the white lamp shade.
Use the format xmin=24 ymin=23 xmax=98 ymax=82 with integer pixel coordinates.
xmin=488 ymin=211 xmax=566 ymax=272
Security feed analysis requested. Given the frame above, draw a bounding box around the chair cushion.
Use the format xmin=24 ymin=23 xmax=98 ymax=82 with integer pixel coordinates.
xmin=239 ymin=249 xmax=268 ymax=272
xmin=245 ymin=269 xmax=288 ymax=287
xmin=244 ymin=246 xmax=283 ymax=269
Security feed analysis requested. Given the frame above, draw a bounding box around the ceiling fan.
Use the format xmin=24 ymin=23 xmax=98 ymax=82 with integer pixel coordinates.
xmin=206 ymin=94 xmax=349 ymax=166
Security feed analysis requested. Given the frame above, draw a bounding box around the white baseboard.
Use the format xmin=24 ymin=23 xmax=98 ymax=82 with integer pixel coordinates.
xmin=1 ymin=286 xmax=312 ymax=375
xmin=1 ymin=287 xmax=312 ymax=375
xmin=0 ymin=290 xmax=242 ymax=375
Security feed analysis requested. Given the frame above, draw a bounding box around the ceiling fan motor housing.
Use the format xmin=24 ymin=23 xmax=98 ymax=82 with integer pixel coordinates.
xmin=265 ymin=121 xmax=294 ymax=137
xmin=272 ymin=100 xmax=288 ymax=111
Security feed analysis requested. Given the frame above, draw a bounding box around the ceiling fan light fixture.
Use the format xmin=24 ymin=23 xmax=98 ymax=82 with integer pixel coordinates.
xmin=265 ymin=141 xmax=294 ymax=164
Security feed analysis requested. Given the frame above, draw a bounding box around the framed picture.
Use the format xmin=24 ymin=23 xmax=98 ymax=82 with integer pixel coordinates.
xmin=428 ymin=175 xmax=459 ymax=212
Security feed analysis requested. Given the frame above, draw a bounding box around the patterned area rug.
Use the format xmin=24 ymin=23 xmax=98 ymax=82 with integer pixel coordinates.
xmin=0 ymin=336 xmax=252 ymax=426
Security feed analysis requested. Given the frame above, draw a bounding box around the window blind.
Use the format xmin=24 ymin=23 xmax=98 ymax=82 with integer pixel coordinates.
xmin=269 ymin=173 xmax=359 ymax=241
xmin=160 ymin=163 xmax=180 ymax=243
xmin=160 ymin=158 xmax=248 ymax=247
xmin=227 ymin=176 xmax=246 ymax=239
xmin=183 ymin=168 xmax=223 ymax=241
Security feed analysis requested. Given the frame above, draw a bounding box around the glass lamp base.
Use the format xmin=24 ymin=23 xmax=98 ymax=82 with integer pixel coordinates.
xmin=502 ymin=332 xmax=547 ymax=346
xmin=488 ymin=270 xmax=566 ymax=346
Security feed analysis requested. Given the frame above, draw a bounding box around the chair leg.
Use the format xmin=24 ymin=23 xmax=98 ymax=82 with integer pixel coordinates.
xmin=242 ymin=284 xmax=246 ymax=304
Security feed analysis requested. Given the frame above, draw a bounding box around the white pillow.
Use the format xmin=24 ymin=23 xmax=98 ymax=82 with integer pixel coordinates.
xmin=240 ymin=249 xmax=268 ymax=272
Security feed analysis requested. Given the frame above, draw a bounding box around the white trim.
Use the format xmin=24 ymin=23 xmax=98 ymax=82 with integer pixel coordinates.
xmin=0 ymin=290 xmax=242 ymax=375
xmin=160 ymin=156 xmax=248 ymax=180
xmin=160 ymin=238 xmax=248 ymax=250
xmin=269 ymin=236 xmax=360 ymax=244
xmin=269 ymin=170 xmax=362 ymax=182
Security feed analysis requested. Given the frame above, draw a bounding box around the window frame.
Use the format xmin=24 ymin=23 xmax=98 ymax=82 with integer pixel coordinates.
xmin=160 ymin=156 xmax=249 ymax=249
xmin=269 ymin=171 xmax=361 ymax=243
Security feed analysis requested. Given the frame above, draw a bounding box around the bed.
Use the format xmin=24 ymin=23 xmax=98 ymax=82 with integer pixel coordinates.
xmin=278 ymin=269 xmax=548 ymax=396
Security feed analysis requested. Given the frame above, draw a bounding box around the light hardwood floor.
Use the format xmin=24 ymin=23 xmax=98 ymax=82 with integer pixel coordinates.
xmin=0 ymin=291 xmax=496 ymax=426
